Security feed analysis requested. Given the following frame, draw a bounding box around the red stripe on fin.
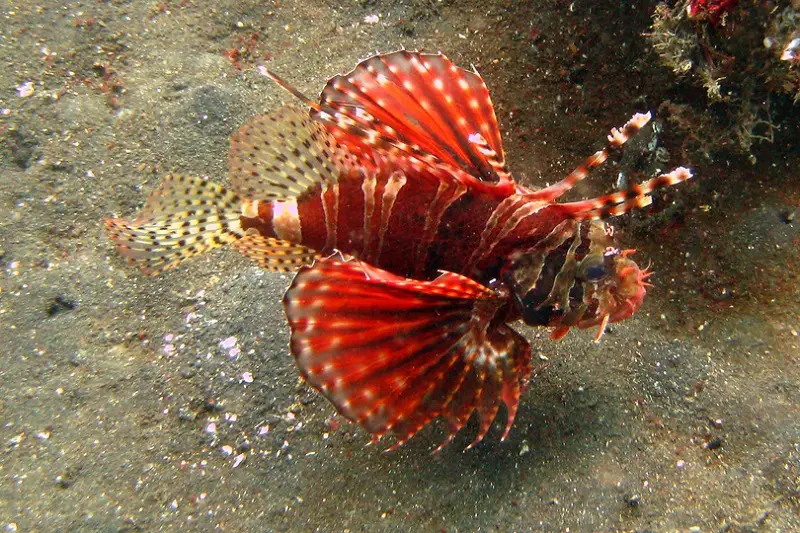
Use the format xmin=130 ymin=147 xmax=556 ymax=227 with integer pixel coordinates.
xmin=104 ymin=174 xmax=244 ymax=275
xmin=231 ymin=233 xmax=316 ymax=272
xmin=317 ymin=50 xmax=514 ymax=190
xmin=283 ymin=258 xmax=532 ymax=450
xmin=228 ymin=105 xmax=356 ymax=201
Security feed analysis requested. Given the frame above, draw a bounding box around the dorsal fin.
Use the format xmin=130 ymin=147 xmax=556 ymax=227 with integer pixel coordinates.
xmin=314 ymin=50 xmax=514 ymax=190
xmin=228 ymin=105 xmax=356 ymax=201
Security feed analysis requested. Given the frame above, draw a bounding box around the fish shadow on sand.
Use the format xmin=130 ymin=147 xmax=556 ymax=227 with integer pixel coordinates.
xmin=280 ymin=365 xmax=624 ymax=517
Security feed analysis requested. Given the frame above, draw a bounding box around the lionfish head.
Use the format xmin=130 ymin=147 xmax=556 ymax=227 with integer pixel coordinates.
xmin=571 ymin=248 xmax=652 ymax=338
xmin=506 ymin=221 xmax=653 ymax=341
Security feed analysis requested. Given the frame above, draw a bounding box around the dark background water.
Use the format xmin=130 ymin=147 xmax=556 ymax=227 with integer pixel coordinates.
xmin=1 ymin=1 xmax=798 ymax=531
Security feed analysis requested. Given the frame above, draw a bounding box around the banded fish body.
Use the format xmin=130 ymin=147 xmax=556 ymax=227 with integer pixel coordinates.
xmin=105 ymin=50 xmax=693 ymax=451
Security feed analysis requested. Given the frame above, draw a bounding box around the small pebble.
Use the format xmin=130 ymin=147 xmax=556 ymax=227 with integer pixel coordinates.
xmin=519 ymin=440 xmax=530 ymax=456
xmin=7 ymin=433 xmax=24 ymax=448
xmin=16 ymin=81 xmax=34 ymax=98
xmin=203 ymin=398 xmax=221 ymax=412
xmin=220 ymin=337 xmax=237 ymax=350
xmin=47 ymin=296 xmax=76 ymax=317
xmin=177 ymin=408 xmax=196 ymax=422
xmin=625 ymin=494 xmax=640 ymax=508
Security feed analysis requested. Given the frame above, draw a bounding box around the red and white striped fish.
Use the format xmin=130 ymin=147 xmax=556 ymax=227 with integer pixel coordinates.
xmin=105 ymin=51 xmax=693 ymax=451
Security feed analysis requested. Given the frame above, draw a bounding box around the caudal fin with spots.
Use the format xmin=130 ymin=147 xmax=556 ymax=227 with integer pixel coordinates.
xmin=104 ymin=174 xmax=244 ymax=275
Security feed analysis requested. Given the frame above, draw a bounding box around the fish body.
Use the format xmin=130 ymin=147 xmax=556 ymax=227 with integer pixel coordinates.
xmin=237 ymin=152 xmax=561 ymax=280
xmin=106 ymin=51 xmax=693 ymax=450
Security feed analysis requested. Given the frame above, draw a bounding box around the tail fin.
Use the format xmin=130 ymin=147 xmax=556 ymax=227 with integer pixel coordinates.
xmin=283 ymin=257 xmax=532 ymax=451
xmin=104 ymin=174 xmax=244 ymax=275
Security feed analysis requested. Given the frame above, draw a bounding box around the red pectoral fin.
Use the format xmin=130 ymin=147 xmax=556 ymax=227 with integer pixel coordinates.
xmin=283 ymin=258 xmax=532 ymax=451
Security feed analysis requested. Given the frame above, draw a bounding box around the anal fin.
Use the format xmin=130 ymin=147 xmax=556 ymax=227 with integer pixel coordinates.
xmin=231 ymin=232 xmax=317 ymax=272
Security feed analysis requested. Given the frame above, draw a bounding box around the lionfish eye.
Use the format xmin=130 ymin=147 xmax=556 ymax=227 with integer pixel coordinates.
xmin=579 ymin=256 xmax=609 ymax=282
xmin=584 ymin=263 xmax=608 ymax=282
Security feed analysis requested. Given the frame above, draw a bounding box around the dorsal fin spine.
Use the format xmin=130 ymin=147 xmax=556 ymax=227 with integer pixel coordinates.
xmin=265 ymin=70 xmax=320 ymax=111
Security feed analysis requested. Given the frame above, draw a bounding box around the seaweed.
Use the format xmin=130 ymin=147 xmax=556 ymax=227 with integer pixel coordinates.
xmin=646 ymin=1 xmax=800 ymax=161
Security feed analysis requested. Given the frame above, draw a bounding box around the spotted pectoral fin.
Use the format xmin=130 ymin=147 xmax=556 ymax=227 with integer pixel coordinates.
xmin=315 ymin=50 xmax=514 ymax=190
xmin=282 ymin=258 xmax=532 ymax=451
xmin=228 ymin=105 xmax=355 ymax=201
xmin=104 ymin=174 xmax=244 ymax=275
xmin=231 ymin=232 xmax=317 ymax=272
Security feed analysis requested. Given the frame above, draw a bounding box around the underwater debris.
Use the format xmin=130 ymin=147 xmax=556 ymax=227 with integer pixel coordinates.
xmin=782 ymin=35 xmax=800 ymax=63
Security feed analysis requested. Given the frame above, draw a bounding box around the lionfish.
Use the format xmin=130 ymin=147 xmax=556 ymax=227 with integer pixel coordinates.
xmin=105 ymin=51 xmax=692 ymax=451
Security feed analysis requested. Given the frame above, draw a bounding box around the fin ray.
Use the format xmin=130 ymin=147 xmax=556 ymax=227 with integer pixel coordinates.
xmin=561 ymin=167 xmax=694 ymax=220
xmin=528 ymin=112 xmax=652 ymax=202
xmin=315 ymin=50 xmax=513 ymax=188
xmin=283 ymin=258 xmax=532 ymax=450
